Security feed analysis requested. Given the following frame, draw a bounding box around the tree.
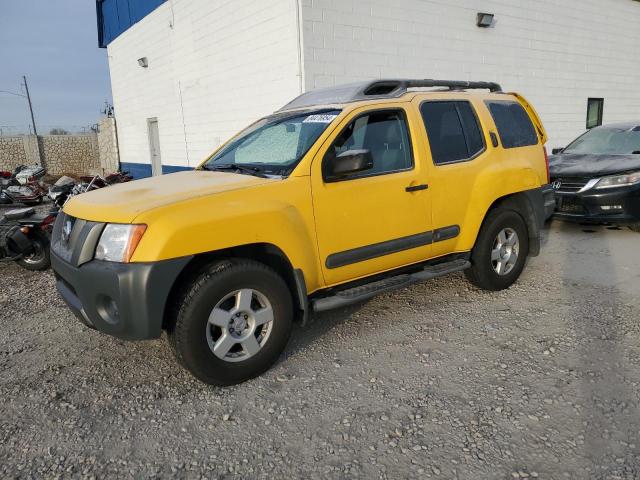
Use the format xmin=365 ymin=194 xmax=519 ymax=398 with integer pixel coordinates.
xmin=49 ymin=128 xmax=69 ymax=135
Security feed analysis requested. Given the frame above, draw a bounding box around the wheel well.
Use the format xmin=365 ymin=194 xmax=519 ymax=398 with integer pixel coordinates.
xmin=163 ymin=243 xmax=305 ymax=330
xmin=482 ymin=191 xmax=541 ymax=255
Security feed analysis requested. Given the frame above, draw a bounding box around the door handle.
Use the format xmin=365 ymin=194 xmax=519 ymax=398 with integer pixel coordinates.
xmin=405 ymin=184 xmax=428 ymax=192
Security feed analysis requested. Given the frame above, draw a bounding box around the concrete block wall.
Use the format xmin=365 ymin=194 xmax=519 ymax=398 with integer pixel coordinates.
xmin=300 ymin=0 xmax=640 ymax=148
xmin=0 ymin=134 xmax=107 ymax=177
xmin=107 ymin=0 xmax=303 ymax=174
xmin=39 ymin=135 xmax=101 ymax=176
xmin=0 ymin=137 xmax=36 ymax=171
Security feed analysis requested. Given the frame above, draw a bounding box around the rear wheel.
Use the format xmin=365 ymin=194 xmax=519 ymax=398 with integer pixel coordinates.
xmin=167 ymin=259 xmax=293 ymax=386
xmin=15 ymin=233 xmax=50 ymax=271
xmin=465 ymin=209 xmax=529 ymax=291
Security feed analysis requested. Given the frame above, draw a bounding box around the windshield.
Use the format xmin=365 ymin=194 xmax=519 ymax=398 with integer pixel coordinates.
xmin=563 ymin=126 xmax=640 ymax=155
xmin=202 ymin=109 xmax=341 ymax=176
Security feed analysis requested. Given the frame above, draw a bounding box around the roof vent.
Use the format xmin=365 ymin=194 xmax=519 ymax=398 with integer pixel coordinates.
xmin=363 ymin=81 xmax=403 ymax=96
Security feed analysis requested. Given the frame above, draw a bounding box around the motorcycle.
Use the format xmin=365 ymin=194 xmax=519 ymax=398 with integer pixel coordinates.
xmin=47 ymin=176 xmax=77 ymax=208
xmin=79 ymin=171 xmax=132 ymax=186
xmin=14 ymin=165 xmax=46 ymax=185
xmin=47 ymin=177 xmax=97 ymax=208
xmin=0 ymin=183 xmax=48 ymax=206
xmin=0 ymin=165 xmax=47 ymax=206
xmin=48 ymin=171 xmax=132 ymax=208
xmin=0 ymin=207 xmax=57 ymax=271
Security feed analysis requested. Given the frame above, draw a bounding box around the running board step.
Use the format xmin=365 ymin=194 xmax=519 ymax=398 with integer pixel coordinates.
xmin=312 ymin=259 xmax=470 ymax=312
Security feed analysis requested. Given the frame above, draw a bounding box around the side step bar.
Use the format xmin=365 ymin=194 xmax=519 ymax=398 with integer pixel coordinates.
xmin=312 ymin=258 xmax=470 ymax=312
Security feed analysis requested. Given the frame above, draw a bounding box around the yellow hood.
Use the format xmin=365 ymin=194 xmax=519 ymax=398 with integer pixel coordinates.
xmin=63 ymin=170 xmax=278 ymax=223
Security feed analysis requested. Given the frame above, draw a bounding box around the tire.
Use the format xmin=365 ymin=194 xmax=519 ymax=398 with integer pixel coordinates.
xmin=464 ymin=209 xmax=529 ymax=291
xmin=15 ymin=233 xmax=51 ymax=271
xmin=167 ymin=259 xmax=293 ymax=386
xmin=629 ymin=223 xmax=640 ymax=233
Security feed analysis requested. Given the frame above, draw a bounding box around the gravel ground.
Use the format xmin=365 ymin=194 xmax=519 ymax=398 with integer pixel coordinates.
xmin=1 ymin=216 xmax=639 ymax=479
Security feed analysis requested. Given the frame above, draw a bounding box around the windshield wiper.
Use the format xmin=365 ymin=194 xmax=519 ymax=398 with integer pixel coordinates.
xmin=203 ymin=164 xmax=268 ymax=178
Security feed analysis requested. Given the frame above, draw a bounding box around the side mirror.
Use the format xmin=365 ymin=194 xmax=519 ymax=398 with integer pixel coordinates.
xmin=324 ymin=149 xmax=373 ymax=181
xmin=551 ymin=147 xmax=564 ymax=155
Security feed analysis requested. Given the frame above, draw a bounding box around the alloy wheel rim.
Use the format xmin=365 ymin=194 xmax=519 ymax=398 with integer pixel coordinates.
xmin=491 ymin=228 xmax=519 ymax=276
xmin=205 ymin=288 xmax=274 ymax=363
xmin=22 ymin=242 xmax=45 ymax=264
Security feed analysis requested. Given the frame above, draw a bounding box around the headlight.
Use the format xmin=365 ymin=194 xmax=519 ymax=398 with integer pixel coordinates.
xmin=595 ymin=171 xmax=640 ymax=189
xmin=95 ymin=224 xmax=147 ymax=263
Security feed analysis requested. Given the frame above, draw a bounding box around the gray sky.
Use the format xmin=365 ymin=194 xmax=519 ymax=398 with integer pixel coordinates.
xmin=0 ymin=0 xmax=112 ymax=135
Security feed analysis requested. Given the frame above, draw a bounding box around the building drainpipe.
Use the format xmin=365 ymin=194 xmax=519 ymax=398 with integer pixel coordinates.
xmin=294 ymin=0 xmax=304 ymax=94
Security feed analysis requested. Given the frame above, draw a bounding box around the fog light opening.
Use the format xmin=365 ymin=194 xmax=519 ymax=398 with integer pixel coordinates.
xmin=601 ymin=205 xmax=623 ymax=211
xmin=96 ymin=295 xmax=120 ymax=325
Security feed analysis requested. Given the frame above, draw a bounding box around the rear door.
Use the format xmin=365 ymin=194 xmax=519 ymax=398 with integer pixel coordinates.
xmin=415 ymin=97 xmax=490 ymax=258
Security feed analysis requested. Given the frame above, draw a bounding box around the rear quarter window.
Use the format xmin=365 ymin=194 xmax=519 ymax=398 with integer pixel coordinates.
xmin=485 ymin=100 xmax=538 ymax=148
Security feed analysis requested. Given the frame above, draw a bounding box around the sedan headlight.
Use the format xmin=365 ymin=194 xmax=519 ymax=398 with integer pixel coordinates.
xmin=95 ymin=224 xmax=147 ymax=263
xmin=595 ymin=171 xmax=640 ymax=189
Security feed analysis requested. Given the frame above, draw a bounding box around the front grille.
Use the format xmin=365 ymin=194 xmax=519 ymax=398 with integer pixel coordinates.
xmin=51 ymin=212 xmax=104 ymax=266
xmin=552 ymin=177 xmax=591 ymax=193
xmin=556 ymin=196 xmax=586 ymax=214
xmin=51 ymin=212 xmax=75 ymax=262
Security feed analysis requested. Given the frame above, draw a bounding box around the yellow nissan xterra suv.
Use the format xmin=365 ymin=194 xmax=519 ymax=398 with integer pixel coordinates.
xmin=51 ymin=79 xmax=554 ymax=385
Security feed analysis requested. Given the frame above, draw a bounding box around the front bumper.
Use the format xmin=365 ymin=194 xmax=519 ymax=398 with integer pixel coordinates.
xmin=51 ymin=251 xmax=192 ymax=340
xmin=553 ymin=183 xmax=640 ymax=223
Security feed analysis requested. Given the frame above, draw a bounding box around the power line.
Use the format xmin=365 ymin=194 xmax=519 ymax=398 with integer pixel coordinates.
xmin=0 ymin=77 xmax=38 ymax=137
xmin=0 ymin=89 xmax=27 ymax=98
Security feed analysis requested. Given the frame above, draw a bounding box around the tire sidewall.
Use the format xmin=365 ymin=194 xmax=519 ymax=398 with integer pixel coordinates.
xmin=175 ymin=262 xmax=293 ymax=385
xmin=471 ymin=209 xmax=529 ymax=290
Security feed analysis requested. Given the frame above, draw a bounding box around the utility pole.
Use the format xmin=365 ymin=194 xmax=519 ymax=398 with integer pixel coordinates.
xmin=22 ymin=75 xmax=37 ymax=136
xmin=0 ymin=77 xmax=41 ymax=163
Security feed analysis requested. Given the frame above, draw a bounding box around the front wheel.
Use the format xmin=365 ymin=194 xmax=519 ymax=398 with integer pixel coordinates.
xmin=167 ymin=259 xmax=293 ymax=386
xmin=465 ymin=209 xmax=529 ymax=291
xmin=629 ymin=223 xmax=640 ymax=233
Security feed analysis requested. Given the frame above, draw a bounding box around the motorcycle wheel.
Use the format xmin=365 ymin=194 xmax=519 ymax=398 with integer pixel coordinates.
xmin=16 ymin=233 xmax=50 ymax=271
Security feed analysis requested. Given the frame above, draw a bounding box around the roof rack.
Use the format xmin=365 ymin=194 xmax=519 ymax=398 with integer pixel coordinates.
xmin=279 ymin=78 xmax=502 ymax=111
xmin=368 ymin=79 xmax=502 ymax=94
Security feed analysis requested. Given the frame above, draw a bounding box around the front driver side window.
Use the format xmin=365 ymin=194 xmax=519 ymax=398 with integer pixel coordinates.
xmin=323 ymin=109 xmax=412 ymax=180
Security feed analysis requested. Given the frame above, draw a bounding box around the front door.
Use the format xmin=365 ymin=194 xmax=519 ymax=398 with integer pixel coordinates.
xmin=147 ymin=118 xmax=162 ymax=176
xmin=311 ymin=105 xmax=432 ymax=286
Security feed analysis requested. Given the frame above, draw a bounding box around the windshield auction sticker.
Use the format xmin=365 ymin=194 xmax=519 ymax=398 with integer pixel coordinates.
xmin=303 ymin=114 xmax=338 ymax=124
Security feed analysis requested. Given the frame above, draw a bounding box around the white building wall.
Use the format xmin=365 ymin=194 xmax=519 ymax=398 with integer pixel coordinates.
xmin=107 ymin=0 xmax=302 ymax=172
xmin=300 ymin=0 xmax=640 ymax=148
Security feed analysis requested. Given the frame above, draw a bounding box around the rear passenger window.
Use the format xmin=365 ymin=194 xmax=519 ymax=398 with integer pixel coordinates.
xmin=420 ymin=101 xmax=485 ymax=165
xmin=485 ymin=101 xmax=538 ymax=148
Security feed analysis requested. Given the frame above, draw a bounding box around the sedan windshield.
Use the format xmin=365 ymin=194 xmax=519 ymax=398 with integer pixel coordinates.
xmin=202 ymin=109 xmax=341 ymax=176
xmin=563 ymin=126 xmax=640 ymax=155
